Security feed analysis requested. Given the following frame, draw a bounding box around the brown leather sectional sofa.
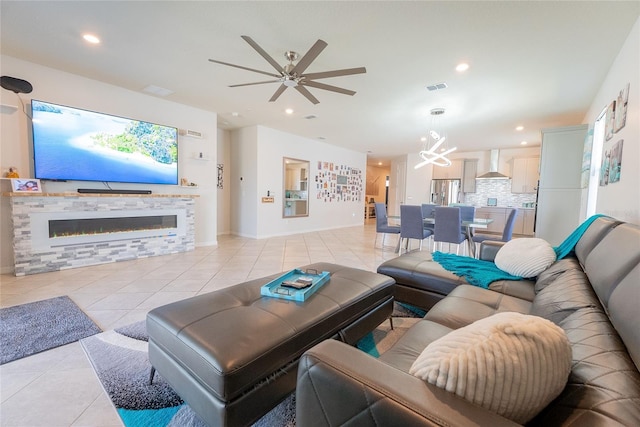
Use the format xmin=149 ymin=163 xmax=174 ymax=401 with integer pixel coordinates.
xmin=296 ymin=216 xmax=640 ymax=426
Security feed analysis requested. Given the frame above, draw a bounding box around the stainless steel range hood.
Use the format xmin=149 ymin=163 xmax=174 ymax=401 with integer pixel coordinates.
xmin=476 ymin=149 xmax=510 ymax=179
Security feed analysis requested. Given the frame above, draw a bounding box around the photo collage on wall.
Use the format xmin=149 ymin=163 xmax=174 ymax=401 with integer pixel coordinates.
xmin=600 ymin=83 xmax=629 ymax=186
xmin=315 ymin=161 xmax=363 ymax=202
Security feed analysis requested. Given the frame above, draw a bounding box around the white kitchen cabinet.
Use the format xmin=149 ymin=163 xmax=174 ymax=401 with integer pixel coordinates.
xmin=432 ymin=159 xmax=463 ymax=179
xmin=512 ymin=208 xmax=535 ymax=236
xmin=462 ymin=159 xmax=477 ymax=193
xmin=475 ymin=207 xmax=506 ymax=234
xmin=523 ymin=209 xmax=535 ymax=236
xmin=511 ymin=157 xmax=539 ymax=193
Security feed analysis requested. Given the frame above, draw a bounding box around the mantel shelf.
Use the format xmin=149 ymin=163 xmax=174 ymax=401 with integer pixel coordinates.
xmin=1 ymin=192 xmax=199 ymax=198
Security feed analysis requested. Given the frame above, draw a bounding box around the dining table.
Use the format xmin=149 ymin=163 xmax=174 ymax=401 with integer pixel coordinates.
xmin=388 ymin=215 xmax=494 ymax=257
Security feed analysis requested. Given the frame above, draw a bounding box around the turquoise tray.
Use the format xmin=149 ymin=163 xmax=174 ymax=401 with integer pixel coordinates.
xmin=261 ymin=268 xmax=330 ymax=302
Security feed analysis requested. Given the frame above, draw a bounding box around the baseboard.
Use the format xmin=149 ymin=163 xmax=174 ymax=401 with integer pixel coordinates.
xmin=1 ymin=265 xmax=15 ymax=275
xmin=196 ymin=240 xmax=218 ymax=247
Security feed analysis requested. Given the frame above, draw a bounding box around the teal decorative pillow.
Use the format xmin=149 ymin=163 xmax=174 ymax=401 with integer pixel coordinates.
xmin=494 ymin=238 xmax=556 ymax=278
xmin=409 ymin=312 xmax=572 ymax=424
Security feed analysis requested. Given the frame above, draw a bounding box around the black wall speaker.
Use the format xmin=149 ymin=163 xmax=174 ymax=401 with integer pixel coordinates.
xmin=1 ymin=76 xmax=33 ymax=94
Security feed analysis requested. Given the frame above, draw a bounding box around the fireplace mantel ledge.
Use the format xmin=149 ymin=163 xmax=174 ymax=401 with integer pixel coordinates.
xmin=2 ymin=192 xmax=199 ymax=198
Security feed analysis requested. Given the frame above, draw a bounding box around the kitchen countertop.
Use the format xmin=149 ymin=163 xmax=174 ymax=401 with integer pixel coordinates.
xmin=477 ymin=206 xmax=535 ymax=210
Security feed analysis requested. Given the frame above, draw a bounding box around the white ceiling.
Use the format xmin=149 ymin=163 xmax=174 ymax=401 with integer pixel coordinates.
xmin=1 ymin=1 xmax=638 ymax=166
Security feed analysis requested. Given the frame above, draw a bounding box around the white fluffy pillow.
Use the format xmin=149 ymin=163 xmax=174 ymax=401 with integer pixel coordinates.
xmin=409 ymin=312 xmax=571 ymax=424
xmin=494 ymin=238 xmax=556 ymax=277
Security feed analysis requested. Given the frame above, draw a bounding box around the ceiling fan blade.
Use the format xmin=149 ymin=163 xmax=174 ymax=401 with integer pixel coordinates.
xmin=241 ymin=35 xmax=284 ymax=73
xmin=302 ymin=67 xmax=367 ymax=80
xmin=290 ymin=39 xmax=328 ymax=75
xmin=301 ymin=80 xmax=356 ymax=96
xmin=295 ymin=85 xmax=320 ymax=105
xmin=229 ymin=80 xmax=281 ymax=88
xmin=208 ymin=59 xmax=280 ymax=78
xmin=269 ymin=84 xmax=288 ymax=102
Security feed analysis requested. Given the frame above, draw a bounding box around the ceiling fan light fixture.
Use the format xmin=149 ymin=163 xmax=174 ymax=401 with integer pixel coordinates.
xmin=283 ymin=77 xmax=298 ymax=87
xmin=209 ymin=36 xmax=366 ymax=104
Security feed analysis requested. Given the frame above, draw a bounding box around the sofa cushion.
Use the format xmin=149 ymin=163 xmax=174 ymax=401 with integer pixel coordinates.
xmin=495 ymin=238 xmax=556 ymax=278
xmin=409 ymin=312 xmax=572 ymax=424
xmin=530 ymin=258 xmax=599 ymax=324
xmin=424 ymin=285 xmax=532 ymax=330
xmin=532 ymin=305 xmax=640 ymax=425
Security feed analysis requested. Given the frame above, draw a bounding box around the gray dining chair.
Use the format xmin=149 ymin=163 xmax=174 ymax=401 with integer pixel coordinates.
xmin=421 ymin=203 xmax=437 ymax=235
xmin=457 ymin=205 xmax=476 ymax=236
xmin=472 ymin=208 xmax=519 ymax=256
xmin=374 ymin=203 xmax=401 ymax=248
xmin=399 ymin=205 xmax=433 ymax=254
xmin=434 ymin=206 xmax=468 ymax=255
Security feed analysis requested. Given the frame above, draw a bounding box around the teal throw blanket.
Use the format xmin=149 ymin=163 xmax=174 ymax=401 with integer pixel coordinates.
xmin=433 ymin=214 xmax=607 ymax=289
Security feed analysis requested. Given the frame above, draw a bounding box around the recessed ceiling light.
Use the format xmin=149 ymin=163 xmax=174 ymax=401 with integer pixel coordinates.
xmin=521 ymin=141 xmax=528 ymax=145
xmin=82 ymin=34 xmax=100 ymax=44
xmin=455 ymin=63 xmax=469 ymax=72
xmin=231 ymin=112 xmax=239 ymax=117
xmin=420 ymin=136 xmax=427 ymax=142
xmin=378 ymin=162 xmax=382 ymax=166
xmin=515 ymin=125 xmax=524 ymax=131
xmin=285 ymin=108 xmax=294 ymax=115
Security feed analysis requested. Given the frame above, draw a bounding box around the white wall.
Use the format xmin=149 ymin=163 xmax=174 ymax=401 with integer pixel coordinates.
xmin=583 ymin=17 xmax=639 ymax=224
xmin=405 ymin=152 xmax=434 ymax=207
xmin=231 ymin=125 xmax=366 ymax=238
xmin=0 ymin=55 xmax=218 ymax=273
xmin=230 ymin=126 xmax=259 ymax=238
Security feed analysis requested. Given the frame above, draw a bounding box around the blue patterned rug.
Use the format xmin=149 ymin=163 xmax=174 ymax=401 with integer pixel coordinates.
xmin=81 ymin=304 xmax=421 ymax=426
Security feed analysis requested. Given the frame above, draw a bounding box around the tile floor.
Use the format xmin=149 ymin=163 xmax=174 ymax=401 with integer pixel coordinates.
xmin=0 ymin=221 xmax=403 ymax=427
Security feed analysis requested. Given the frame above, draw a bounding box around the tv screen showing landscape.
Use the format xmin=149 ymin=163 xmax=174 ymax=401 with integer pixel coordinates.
xmin=31 ymin=100 xmax=178 ymax=185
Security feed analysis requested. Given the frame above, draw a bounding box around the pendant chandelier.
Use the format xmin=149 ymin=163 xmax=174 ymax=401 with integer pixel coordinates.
xmin=414 ymin=108 xmax=457 ymax=169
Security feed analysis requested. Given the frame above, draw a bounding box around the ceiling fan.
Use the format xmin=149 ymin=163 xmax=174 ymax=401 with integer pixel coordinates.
xmin=208 ymin=36 xmax=366 ymax=105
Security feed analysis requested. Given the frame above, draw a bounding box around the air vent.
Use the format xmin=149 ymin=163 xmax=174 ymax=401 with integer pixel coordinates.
xmin=143 ymin=85 xmax=173 ymax=97
xmin=304 ymin=114 xmax=317 ymax=120
xmin=426 ymin=82 xmax=448 ymax=91
xmin=179 ymin=129 xmax=203 ymax=139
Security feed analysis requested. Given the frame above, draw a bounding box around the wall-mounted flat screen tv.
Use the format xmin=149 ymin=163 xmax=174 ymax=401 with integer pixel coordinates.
xmin=31 ymin=100 xmax=178 ymax=185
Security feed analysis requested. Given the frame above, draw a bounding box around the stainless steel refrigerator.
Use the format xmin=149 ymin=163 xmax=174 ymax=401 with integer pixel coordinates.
xmin=535 ymin=124 xmax=588 ymax=245
xmin=431 ymin=179 xmax=461 ymax=206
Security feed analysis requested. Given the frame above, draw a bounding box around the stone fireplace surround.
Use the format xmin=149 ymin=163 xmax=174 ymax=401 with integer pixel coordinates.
xmin=6 ymin=193 xmax=197 ymax=276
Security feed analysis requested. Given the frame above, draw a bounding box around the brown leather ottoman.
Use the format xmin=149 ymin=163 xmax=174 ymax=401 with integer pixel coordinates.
xmin=147 ymin=262 xmax=395 ymax=426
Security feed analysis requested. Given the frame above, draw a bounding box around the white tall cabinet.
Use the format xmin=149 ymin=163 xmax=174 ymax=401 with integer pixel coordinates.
xmin=535 ymin=124 xmax=588 ymax=245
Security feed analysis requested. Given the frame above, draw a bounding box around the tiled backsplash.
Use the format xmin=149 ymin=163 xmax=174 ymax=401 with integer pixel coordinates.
xmin=464 ymin=179 xmax=536 ymax=207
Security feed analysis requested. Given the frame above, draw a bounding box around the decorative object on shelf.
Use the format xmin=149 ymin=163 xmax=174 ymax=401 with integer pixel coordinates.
xmin=217 ymin=164 xmax=224 ymax=189
xmin=415 ymin=108 xmax=457 ymax=169
xmin=0 ymin=76 xmax=32 ymax=117
xmin=5 ymin=166 xmax=19 ymax=178
xmin=180 ymin=178 xmax=198 ymax=188
xmin=0 ymin=75 xmax=33 ymax=94
xmin=11 ymin=178 xmax=41 ymax=192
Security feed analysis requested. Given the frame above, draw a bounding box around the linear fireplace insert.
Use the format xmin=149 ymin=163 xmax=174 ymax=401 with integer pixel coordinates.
xmin=49 ymin=215 xmax=178 ymax=238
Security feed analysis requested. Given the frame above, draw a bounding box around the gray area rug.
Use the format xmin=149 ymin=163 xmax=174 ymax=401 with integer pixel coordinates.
xmin=0 ymin=295 xmax=102 ymax=364
xmin=81 ymin=303 xmax=421 ymax=426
